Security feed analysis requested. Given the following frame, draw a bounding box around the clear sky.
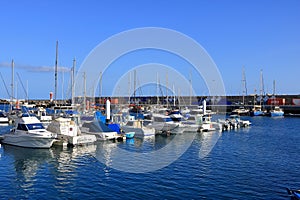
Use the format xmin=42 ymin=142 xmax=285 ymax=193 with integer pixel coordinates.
xmin=0 ymin=0 xmax=299 ymax=100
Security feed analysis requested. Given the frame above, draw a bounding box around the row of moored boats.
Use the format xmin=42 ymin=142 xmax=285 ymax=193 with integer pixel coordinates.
xmin=0 ymin=100 xmax=252 ymax=149
xmin=231 ymin=105 xmax=284 ymax=117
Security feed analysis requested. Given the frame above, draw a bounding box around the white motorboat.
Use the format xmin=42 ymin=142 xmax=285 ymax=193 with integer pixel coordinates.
xmin=149 ymin=113 xmax=179 ymax=133
xmin=0 ymin=111 xmax=9 ymax=123
xmin=199 ymin=114 xmax=221 ymax=132
xmin=121 ymin=118 xmax=155 ymax=138
xmin=1 ymin=115 xmax=56 ymax=148
xmin=231 ymin=107 xmax=250 ymax=116
xmin=47 ymin=117 xmax=96 ymax=146
xmin=229 ymin=114 xmax=251 ymax=127
xmin=218 ymin=115 xmax=251 ymax=131
xmin=167 ymin=110 xmax=201 ymax=133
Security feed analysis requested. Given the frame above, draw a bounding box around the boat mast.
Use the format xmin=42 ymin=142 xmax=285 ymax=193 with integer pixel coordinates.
xmin=128 ymin=72 xmax=131 ymax=104
xmin=259 ymin=69 xmax=264 ymax=107
xmin=99 ymin=71 xmax=102 ymax=104
xmin=11 ymin=59 xmax=14 ymax=104
xmin=189 ymin=70 xmax=192 ymax=106
xmin=177 ymin=88 xmax=181 ymax=107
xmin=273 ymin=80 xmax=276 ymax=96
xmin=173 ymin=84 xmax=176 ymax=107
xmin=83 ymin=72 xmax=86 ymax=112
xmin=54 ymin=41 xmax=58 ymax=102
xmin=166 ymin=71 xmax=168 ymax=107
xmin=272 ymin=80 xmax=276 ymax=108
xmin=71 ymin=58 xmax=76 ymax=105
xmin=61 ymin=69 xmax=64 ymax=101
xmin=242 ymin=67 xmax=247 ymax=105
xmin=156 ymin=72 xmax=159 ymax=105
xmin=133 ymin=70 xmax=136 ymax=103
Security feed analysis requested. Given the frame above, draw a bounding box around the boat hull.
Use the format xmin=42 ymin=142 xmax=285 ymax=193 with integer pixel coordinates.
xmin=149 ymin=122 xmax=178 ymax=133
xmin=122 ymin=126 xmax=155 ymax=138
xmin=0 ymin=118 xmax=9 ymax=123
xmin=85 ymin=131 xmax=117 ymax=141
xmin=170 ymin=125 xmax=186 ymax=134
xmin=2 ymin=134 xmax=55 ymax=148
xmin=200 ymin=123 xmax=216 ymax=132
xmin=269 ymin=111 xmax=284 ymax=117
xmin=250 ymin=110 xmax=265 ymax=116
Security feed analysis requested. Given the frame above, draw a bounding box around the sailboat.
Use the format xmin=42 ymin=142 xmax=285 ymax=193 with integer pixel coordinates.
xmin=268 ymin=80 xmax=284 ymax=117
xmin=231 ymin=67 xmax=249 ymax=116
xmin=250 ymin=70 xmax=267 ymax=116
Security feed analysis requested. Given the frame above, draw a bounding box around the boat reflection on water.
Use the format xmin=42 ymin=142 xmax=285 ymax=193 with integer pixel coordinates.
xmin=95 ymin=133 xmax=197 ymax=173
xmin=96 ymin=141 xmax=118 ymax=175
xmin=198 ymin=131 xmax=222 ymax=159
xmin=126 ymin=138 xmax=134 ymax=144
xmin=2 ymin=142 xmax=97 ymax=194
xmin=2 ymin=145 xmax=54 ymax=189
xmin=52 ymin=144 xmax=97 ymax=173
xmin=48 ymin=144 xmax=98 ymax=192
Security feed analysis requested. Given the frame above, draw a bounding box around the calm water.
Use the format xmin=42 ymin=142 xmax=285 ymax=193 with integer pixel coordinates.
xmin=0 ymin=116 xmax=299 ymax=199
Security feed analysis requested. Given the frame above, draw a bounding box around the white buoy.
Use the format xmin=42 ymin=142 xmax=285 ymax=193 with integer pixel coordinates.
xmin=106 ymin=99 xmax=111 ymax=120
xmin=203 ymin=99 xmax=207 ymax=115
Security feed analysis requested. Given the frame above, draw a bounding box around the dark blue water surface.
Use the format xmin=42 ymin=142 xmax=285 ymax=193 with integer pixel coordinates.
xmin=0 ymin=116 xmax=299 ymax=200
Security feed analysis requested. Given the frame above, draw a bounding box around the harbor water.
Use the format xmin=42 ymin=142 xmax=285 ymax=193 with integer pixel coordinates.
xmin=0 ymin=116 xmax=299 ymax=199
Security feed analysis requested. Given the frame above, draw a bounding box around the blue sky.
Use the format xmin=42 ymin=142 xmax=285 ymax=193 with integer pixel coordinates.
xmin=0 ymin=0 xmax=299 ymax=99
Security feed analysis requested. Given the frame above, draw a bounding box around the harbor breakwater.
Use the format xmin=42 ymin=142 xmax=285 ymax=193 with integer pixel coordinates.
xmin=1 ymin=94 xmax=300 ymax=114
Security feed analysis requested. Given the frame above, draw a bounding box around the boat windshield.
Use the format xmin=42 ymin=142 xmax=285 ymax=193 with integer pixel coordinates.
xmin=26 ymin=123 xmax=45 ymax=130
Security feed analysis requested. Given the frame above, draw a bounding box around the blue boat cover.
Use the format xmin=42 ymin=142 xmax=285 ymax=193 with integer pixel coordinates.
xmin=94 ymin=111 xmax=106 ymax=123
xmin=108 ymin=123 xmax=121 ymax=134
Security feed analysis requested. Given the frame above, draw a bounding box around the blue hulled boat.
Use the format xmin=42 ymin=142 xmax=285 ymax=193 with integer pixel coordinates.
xmin=250 ymin=105 xmax=266 ymax=116
xmin=269 ymin=106 xmax=284 ymax=117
